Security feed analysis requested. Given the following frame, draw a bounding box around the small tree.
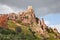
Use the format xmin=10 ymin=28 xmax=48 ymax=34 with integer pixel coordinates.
xmin=15 ymin=27 xmax=22 ymax=33
xmin=24 ymin=16 xmax=28 ymax=19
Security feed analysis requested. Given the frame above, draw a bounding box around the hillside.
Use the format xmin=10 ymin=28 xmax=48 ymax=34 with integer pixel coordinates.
xmin=0 ymin=6 xmax=60 ymax=40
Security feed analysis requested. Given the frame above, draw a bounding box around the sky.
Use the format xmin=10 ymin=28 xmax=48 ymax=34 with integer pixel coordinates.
xmin=43 ymin=14 xmax=60 ymax=32
xmin=0 ymin=0 xmax=60 ymax=32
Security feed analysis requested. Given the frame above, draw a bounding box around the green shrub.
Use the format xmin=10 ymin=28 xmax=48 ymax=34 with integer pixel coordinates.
xmin=16 ymin=20 xmax=22 ymax=24
xmin=15 ymin=27 xmax=22 ymax=33
xmin=0 ymin=27 xmax=17 ymax=35
xmin=24 ymin=16 xmax=28 ymax=19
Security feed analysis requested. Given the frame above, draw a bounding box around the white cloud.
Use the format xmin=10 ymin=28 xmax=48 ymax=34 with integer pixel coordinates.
xmin=0 ymin=0 xmax=60 ymax=16
xmin=12 ymin=7 xmax=25 ymax=13
xmin=50 ymin=24 xmax=60 ymax=33
xmin=0 ymin=4 xmax=24 ymax=14
xmin=0 ymin=4 xmax=15 ymax=14
xmin=45 ymin=20 xmax=50 ymax=26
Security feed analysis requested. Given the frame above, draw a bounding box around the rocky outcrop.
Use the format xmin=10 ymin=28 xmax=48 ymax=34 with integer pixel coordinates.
xmin=0 ymin=6 xmax=60 ymax=39
xmin=7 ymin=6 xmax=59 ymax=36
xmin=17 ymin=6 xmax=36 ymax=24
xmin=8 ymin=13 xmax=17 ymax=21
xmin=0 ymin=14 xmax=8 ymax=28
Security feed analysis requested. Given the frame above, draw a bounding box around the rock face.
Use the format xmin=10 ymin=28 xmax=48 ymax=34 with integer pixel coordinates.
xmin=7 ymin=6 xmax=59 ymax=35
xmin=17 ymin=6 xmax=36 ymax=24
xmin=8 ymin=13 xmax=17 ymax=21
xmin=0 ymin=6 xmax=60 ymax=39
xmin=16 ymin=6 xmax=60 ymax=38
xmin=15 ymin=6 xmax=49 ymax=35
xmin=0 ymin=14 xmax=8 ymax=28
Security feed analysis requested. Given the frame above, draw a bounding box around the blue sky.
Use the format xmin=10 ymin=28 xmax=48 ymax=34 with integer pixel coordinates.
xmin=43 ymin=14 xmax=60 ymax=25
xmin=41 ymin=14 xmax=60 ymax=32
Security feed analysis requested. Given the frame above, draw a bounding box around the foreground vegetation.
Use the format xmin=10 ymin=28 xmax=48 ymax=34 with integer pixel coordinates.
xmin=0 ymin=20 xmax=59 ymax=40
xmin=0 ymin=27 xmax=42 ymax=40
xmin=0 ymin=27 xmax=59 ymax=40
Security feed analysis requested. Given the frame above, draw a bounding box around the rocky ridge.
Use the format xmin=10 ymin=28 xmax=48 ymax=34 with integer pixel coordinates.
xmin=0 ymin=6 xmax=60 ymax=40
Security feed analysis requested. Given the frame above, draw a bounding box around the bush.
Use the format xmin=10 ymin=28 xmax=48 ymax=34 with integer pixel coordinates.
xmin=0 ymin=27 xmax=17 ymax=35
xmin=15 ymin=27 xmax=22 ymax=33
xmin=16 ymin=20 xmax=22 ymax=24
xmin=24 ymin=16 xmax=28 ymax=19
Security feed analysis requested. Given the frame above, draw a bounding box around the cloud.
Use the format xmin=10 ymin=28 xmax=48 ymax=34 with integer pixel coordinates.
xmin=0 ymin=0 xmax=60 ymax=16
xmin=45 ymin=20 xmax=60 ymax=33
xmin=50 ymin=24 xmax=60 ymax=33
xmin=45 ymin=21 xmax=50 ymax=26
xmin=12 ymin=7 xmax=25 ymax=13
xmin=0 ymin=4 xmax=14 ymax=14
xmin=0 ymin=4 xmax=24 ymax=14
xmin=35 ymin=7 xmax=50 ymax=16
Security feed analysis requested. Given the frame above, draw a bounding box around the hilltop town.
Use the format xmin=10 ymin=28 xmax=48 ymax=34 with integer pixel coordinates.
xmin=0 ymin=6 xmax=60 ymax=40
